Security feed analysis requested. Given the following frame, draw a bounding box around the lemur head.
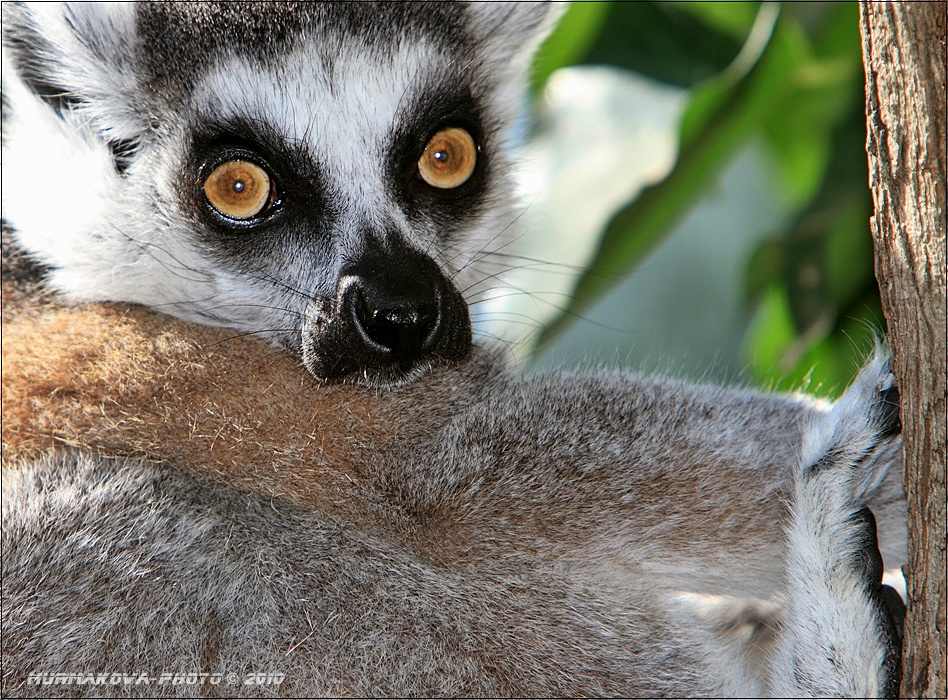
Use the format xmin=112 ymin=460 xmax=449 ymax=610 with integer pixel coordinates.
xmin=1 ymin=2 xmax=559 ymax=385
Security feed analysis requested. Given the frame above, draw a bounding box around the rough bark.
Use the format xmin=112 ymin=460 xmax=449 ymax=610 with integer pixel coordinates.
xmin=860 ymin=3 xmax=947 ymax=698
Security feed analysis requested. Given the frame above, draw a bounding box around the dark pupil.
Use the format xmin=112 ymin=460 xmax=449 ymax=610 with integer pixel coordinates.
xmin=434 ymin=150 xmax=449 ymax=163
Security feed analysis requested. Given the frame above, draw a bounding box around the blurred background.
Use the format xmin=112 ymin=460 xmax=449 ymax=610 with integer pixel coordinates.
xmin=485 ymin=1 xmax=884 ymax=399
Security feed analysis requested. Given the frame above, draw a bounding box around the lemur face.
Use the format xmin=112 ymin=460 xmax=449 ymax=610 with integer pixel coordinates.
xmin=1 ymin=2 xmax=558 ymax=385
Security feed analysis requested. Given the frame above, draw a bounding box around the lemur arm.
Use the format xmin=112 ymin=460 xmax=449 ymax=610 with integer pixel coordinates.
xmin=386 ymin=362 xmax=904 ymax=600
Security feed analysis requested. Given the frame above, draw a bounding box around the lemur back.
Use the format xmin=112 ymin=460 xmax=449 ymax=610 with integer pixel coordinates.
xmin=1 ymin=2 xmax=907 ymax=697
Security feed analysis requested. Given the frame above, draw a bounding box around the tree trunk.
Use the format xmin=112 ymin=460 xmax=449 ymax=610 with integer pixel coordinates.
xmin=860 ymin=3 xmax=947 ymax=698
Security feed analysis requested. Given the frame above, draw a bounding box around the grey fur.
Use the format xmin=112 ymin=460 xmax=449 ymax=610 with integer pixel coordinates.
xmin=1 ymin=2 xmax=907 ymax=697
xmin=2 ymin=351 xmax=906 ymax=697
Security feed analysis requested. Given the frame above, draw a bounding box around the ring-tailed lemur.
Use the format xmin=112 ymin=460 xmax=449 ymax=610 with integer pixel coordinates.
xmin=2 ymin=0 xmax=547 ymax=385
xmin=1 ymin=2 xmax=906 ymax=697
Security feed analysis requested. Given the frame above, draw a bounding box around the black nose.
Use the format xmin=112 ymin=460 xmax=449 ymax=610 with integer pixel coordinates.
xmin=348 ymin=279 xmax=439 ymax=363
xmin=301 ymin=236 xmax=471 ymax=384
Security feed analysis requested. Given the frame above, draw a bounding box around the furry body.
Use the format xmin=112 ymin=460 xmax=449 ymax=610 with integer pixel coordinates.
xmin=2 ymin=245 xmax=906 ymax=697
xmin=1 ymin=2 xmax=906 ymax=697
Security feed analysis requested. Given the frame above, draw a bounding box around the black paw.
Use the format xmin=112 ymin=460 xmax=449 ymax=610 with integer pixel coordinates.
xmin=851 ymin=506 xmax=903 ymax=698
xmin=875 ymin=383 xmax=901 ymax=440
xmin=851 ymin=507 xmax=885 ymax=584
xmin=879 ymin=583 xmax=906 ymax=643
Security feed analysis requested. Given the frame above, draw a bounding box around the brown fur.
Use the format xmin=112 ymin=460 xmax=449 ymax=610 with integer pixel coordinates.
xmin=2 ymin=279 xmax=394 ymax=513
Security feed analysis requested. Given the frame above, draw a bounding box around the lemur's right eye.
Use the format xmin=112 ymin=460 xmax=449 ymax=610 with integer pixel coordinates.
xmin=204 ymin=160 xmax=275 ymax=219
xmin=418 ymin=128 xmax=477 ymax=189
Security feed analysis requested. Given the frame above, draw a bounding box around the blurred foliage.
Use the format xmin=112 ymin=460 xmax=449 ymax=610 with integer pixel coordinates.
xmin=529 ymin=2 xmax=883 ymax=397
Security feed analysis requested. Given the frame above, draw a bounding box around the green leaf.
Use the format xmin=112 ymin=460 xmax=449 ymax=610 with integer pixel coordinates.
xmin=745 ymin=237 xmax=786 ymax=301
xmin=745 ymin=300 xmax=882 ymax=399
xmin=764 ymin=57 xmax=861 ymax=209
xmin=535 ymin=9 xmax=802 ymax=349
xmin=824 ymin=199 xmax=874 ymax=304
xmin=759 ymin=6 xmax=862 ymax=209
xmin=746 ymin=284 xmax=798 ymax=376
xmin=679 ymin=3 xmax=788 ymax=147
xmin=812 ymin=2 xmax=862 ymax=60
xmin=744 ymin=283 xmax=838 ymax=396
xmin=577 ymin=2 xmax=744 ymax=87
xmin=669 ymin=1 xmax=760 ymax=40
xmin=530 ymin=2 xmax=611 ymax=95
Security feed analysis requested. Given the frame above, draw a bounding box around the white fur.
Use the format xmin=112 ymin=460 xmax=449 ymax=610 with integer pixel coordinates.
xmin=1 ymin=53 xmax=120 ymax=284
xmin=770 ymin=356 xmax=899 ymax=697
xmin=1 ymin=3 xmax=214 ymax=316
xmin=193 ymin=42 xmax=448 ymax=235
xmin=1 ymin=3 xmax=537 ymax=340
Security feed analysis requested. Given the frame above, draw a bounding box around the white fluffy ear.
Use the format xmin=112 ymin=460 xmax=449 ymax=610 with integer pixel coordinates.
xmin=1 ymin=1 xmax=144 ymax=141
xmin=463 ymin=1 xmax=565 ymax=72
xmin=1 ymin=2 xmax=145 ymax=297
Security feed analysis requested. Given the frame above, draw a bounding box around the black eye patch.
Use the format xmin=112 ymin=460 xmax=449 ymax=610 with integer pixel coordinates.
xmin=186 ymin=117 xmax=332 ymax=228
xmin=386 ymin=81 xmax=492 ymax=224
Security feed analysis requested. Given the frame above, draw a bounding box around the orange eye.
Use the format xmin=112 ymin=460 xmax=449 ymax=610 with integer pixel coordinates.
xmin=417 ymin=127 xmax=477 ymax=189
xmin=204 ymin=160 xmax=273 ymax=219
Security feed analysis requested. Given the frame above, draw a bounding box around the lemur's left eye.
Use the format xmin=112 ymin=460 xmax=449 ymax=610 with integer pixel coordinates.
xmin=418 ymin=128 xmax=477 ymax=189
xmin=204 ymin=160 xmax=275 ymax=219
